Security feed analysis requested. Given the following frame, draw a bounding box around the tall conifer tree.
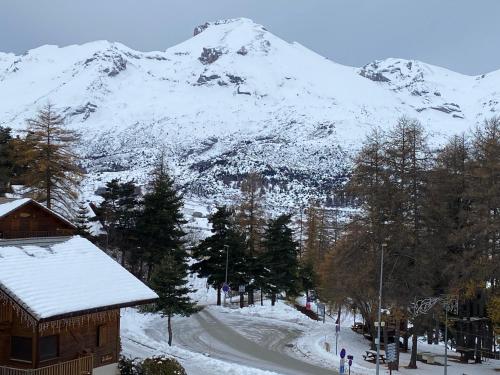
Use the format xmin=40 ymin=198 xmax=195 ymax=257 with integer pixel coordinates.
xmin=17 ymin=103 xmax=82 ymax=212
xmin=261 ymin=214 xmax=299 ymax=306
xmin=191 ymin=206 xmax=248 ymax=306
xmin=137 ymin=158 xmax=187 ymax=279
xmin=151 ymin=255 xmax=198 ymax=346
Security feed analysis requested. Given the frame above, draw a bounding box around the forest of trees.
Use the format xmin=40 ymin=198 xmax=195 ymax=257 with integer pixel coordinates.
xmin=1 ymin=103 xmax=498 ymax=360
xmin=320 ymin=117 xmax=500 ymax=368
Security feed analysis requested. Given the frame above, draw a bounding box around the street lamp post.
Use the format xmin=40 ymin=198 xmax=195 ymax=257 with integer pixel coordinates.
xmin=376 ymin=243 xmax=386 ymax=375
xmin=409 ymin=296 xmax=457 ymax=375
xmin=444 ymin=306 xmax=449 ymax=375
xmin=223 ymin=244 xmax=229 ymax=306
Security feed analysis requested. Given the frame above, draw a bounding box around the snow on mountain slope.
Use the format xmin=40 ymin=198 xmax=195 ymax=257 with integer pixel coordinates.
xmin=0 ymin=18 xmax=499 ymax=207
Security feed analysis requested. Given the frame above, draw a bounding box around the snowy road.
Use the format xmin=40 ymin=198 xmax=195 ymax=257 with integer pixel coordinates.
xmin=172 ymin=308 xmax=337 ymax=375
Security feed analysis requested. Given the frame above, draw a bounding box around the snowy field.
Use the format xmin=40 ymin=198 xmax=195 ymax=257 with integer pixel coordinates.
xmin=121 ymin=297 xmax=499 ymax=375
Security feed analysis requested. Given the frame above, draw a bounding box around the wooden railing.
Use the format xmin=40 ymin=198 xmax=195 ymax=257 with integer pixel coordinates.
xmin=0 ymin=356 xmax=93 ymax=375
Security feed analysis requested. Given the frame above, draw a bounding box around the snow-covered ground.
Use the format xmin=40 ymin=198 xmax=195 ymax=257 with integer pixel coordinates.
xmin=120 ymin=300 xmax=500 ymax=375
xmin=3 ymin=18 xmax=500 ymax=208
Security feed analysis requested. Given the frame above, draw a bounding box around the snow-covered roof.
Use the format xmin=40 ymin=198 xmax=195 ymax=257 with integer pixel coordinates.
xmin=0 ymin=198 xmax=32 ymax=218
xmin=0 ymin=236 xmax=158 ymax=321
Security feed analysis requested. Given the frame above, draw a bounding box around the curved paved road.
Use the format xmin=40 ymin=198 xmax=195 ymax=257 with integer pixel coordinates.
xmin=172 ymin=308 xmax=337 ymax=375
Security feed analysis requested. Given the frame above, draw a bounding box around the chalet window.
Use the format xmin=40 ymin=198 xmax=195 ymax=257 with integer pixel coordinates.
xmin=39 ymin=335 xmax=58 ymax=361
xmin=10 ymin=336 xmax=32 ymax=362
xmin=97 ymin=325 xmax=108 ymax=347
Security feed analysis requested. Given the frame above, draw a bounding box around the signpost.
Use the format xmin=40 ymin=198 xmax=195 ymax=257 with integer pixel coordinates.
xmin=339 ymin=348 xmax=346 ymax=374
xmin=317 ymin=303 xmax=326 ymax=323
xmin=335 ymin=324 xmax=340 ymax=355
xmin=238 ymin=285 xmax=246 ymax=308
xmin=386 ymin=343 xmax=397 ymax=375
xmin=347 ymin=355 xmax=353 ymax=375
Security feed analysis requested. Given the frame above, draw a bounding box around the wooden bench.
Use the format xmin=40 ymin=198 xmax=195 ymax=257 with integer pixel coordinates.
xmin=456 ymin=347 xmax=475 ymax=363
xmin=363 ymin=350 xmax=386 ymax=363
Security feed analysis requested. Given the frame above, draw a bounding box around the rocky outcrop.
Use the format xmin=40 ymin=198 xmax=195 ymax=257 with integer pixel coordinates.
xmin=199 ymin=48 xmax=223 ymax=65
xmin=194 ymin=23 xmax=209 ymax=36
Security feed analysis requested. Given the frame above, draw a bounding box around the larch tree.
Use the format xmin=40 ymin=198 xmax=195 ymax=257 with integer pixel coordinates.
xmin=236 ymin=172 xmax=266 ymax=305
xmin=17 ymin=104 xmax=82 ymax=213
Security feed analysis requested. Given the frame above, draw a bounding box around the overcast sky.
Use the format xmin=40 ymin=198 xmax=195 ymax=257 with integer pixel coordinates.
xmin=1 ymin=0 xmax=499 ymax=75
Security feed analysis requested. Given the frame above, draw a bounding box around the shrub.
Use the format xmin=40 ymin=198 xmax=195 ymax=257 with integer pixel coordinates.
xmin=142 ymin=356 xmax=187 ymax=375
xmin=119 ymin=355 xmax=186 ymax=375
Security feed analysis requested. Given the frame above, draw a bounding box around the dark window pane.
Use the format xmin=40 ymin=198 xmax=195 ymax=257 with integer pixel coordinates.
xmin=97 ymin=325 xmax=108 ymax=347
xmin=39 ymin=335 xmax=58 ymax=361
xmin=11 ymin=336 xmax=32 ymax=362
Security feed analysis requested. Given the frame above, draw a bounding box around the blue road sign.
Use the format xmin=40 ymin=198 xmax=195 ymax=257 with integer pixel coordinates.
xmin=340 ymin=348 xmax=346 ymax=358
xmin=222 ymin=283 xmax=229 ymax=292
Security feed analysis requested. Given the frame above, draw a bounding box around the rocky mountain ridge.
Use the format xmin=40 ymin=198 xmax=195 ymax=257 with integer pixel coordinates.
xmin=0 ymin=18 xmax=498 ymax=207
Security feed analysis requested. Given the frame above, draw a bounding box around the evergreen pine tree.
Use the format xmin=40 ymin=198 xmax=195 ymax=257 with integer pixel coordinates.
xmin=74 ymin=200 xmax=91 ymax=237
xmin=0 ymin=127 xmax=14 ymax=196
xmin=150 ymin=255 xmax=198 ymax=346
xmin=137 ymin=159 xmax=187 ymax=280
xmin=261 ymin=214 xmax=299 ymax=306
xmin=191 ymin=206 xmax=248 ymax=306
xmin=95 ymin=179 xmax=141 ymax=270
xmin=17 ymin=103 xmax=82 ymax=213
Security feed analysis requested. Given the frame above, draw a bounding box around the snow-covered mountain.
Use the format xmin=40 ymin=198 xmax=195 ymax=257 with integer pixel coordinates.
xmin=1 ymin=18 xmax=499 ymax=207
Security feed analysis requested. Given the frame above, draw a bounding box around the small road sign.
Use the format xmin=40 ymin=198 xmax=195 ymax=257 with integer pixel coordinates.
xmin=222 ymin=283 xmax=229 ymax=293
xmin=386 ymin=343 xmax=397 ymax=362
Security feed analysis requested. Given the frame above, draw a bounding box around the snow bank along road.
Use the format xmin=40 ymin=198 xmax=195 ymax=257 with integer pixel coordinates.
xmin=173 ymin=308 xmax=336 ymax=375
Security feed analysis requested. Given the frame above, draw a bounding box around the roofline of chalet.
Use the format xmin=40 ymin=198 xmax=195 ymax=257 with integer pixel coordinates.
xmin=38 ymin=298 xmax=159 ymax=323
xmin=0 ymin=198 xmax=76 ymax=229
xmin=0 ymin=285 xmax=157 ymax=324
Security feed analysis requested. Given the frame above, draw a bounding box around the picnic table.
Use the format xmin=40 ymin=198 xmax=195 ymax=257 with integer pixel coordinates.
xmin=363 ymin=349 xmax=386 ymax=363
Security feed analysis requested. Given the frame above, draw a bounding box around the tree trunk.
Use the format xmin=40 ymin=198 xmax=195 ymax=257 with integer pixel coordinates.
xmin=369 ymin=323 xmax=377 ymax=351
xmin=383 ymin=321 xmax=389 ymax=352
xmin=260 ymin=289 xmax=264 ymax=306
xmin=240 ymin=292 xmax=244 ymax=308
xmin=167 ymin=314 xmax=173 ymax=346
xmin=427 ymin=329 xmax=433 ymax=344
xmin=403 ymin=320 xmax=409 ymax=352
xmin=217 ymin=286 xmax=222 ymax=306
xmin=248 ymin=286 xmax=254 ymax=305
xmin=271 ymin=293 xmax=276 ymax=306
xmin=408 ymin=325 xmax=418 ymax=369
xmin=434 ymin=318 xmax=439 ymax=345
xmin=395 ymin=317 xmax=400 ymax=370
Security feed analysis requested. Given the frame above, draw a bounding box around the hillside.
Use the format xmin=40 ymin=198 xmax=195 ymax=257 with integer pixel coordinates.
xmin=1 ymin=18 xmax=499 ymax=207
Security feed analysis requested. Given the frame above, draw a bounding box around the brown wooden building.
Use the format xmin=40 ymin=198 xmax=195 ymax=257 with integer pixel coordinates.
xmin=0 ymin=199 xmax=158 ymax=375
xmin=0 ymin=198 xmax=75 ymax=239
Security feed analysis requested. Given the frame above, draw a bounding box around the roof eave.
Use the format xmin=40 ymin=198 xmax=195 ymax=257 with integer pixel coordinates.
xmin=38 ymin=297 xmax=159 ymax=323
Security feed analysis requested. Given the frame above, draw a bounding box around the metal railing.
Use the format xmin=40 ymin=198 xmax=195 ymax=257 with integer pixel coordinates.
xmin=0 ymin=356 xmax=93 ymax=375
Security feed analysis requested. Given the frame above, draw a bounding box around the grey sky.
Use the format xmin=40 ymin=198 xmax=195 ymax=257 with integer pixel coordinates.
xmin=1 ymin=0 xmax=499 ymax=75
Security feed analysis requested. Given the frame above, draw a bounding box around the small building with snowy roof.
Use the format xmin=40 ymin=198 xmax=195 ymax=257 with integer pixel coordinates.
xmin=0 ymin=198 xmax=75 ymax=239
xmin=0 ymin=199 xmax=158 ymax=375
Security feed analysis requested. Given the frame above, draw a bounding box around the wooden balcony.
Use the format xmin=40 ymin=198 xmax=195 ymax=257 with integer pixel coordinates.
xmin=0 ymin=356 xmax=93 ymax=375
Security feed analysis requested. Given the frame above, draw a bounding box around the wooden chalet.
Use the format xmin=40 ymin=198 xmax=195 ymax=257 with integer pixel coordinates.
xmin=0 ymin=198 xmax=158 ymax=375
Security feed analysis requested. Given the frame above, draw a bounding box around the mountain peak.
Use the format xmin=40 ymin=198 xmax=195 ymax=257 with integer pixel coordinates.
xmin=193 ymin=18 xmax=265 ymax=37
